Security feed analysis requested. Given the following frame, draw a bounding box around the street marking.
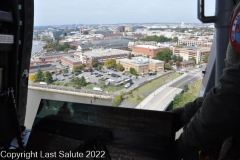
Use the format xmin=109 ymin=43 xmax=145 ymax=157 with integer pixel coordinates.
xmin=151 ymin=81 xmax=185 ymax=110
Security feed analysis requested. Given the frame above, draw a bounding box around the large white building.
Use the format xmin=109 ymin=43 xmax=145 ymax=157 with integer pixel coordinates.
xmin=128 ymin=41 xmax=157 ymax=49
xmin=178 ymin=38 xmax=212 ymax=46
xmin=173 ymin=47 xmax=210 ymax=63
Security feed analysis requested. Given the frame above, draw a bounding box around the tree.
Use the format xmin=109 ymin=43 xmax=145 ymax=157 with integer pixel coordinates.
xmin=141 ymin=35 xmax=172 ymax=42
xmin=164 ymin=63 xmax=172 ymax=70
xmin=172 ymin=37 xmax=178 ymax=43
xmin=104 ymin=59 xmax=117 ymax=68
xmin=72 ymin=76 xmax=87 ymax=87
xmin=173 ymin=94 xmax=182 ymax=108
xmin=91 ymin=62 xmax=98 ymax=68
xmin=117 ymin=63 xmax=125 ymax=71
xmin=97 ymin=65 xmax=103 ymax=71
xmin=155 ymin=48 xmax=172 ymax=62
xmin=177 ymin=55 xmax=183 ymax=62
xmin=130 ymin=68 xmax=137 ymax=75
xmin=98 ymin=78 xmax=106 ymax=88
xmin=63 ymin=68 xmax=69 ymax=74
xmin=112 ymin=94 xmax=123 ymax=106
xmin=73 ymin=65 xmax=84 ymax=73
xmin=35 ymin=69 xmax=44 ymax=82
xmin=189 ymin=57 xmax=196 ymax=66
xmin=45 ymin=71 xmax=53 ymax=84
xmin=204 ymin=54 xmax=209 ymax=63
xmin=184 ymin=85 xmax=189 ymax=92
xmin=168 ymin=60 xmax=174 ymax=65
xmin=176 ymin=61 xmax=181 ymax=68
xmin=29 ymin=74 xmax=36 ymax=81
xmin=172 ymin=55 xmax=178 ymax=62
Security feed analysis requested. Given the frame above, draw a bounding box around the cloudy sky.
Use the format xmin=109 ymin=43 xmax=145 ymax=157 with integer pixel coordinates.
xmin=34 ymin=0 xmax=215 ymax=26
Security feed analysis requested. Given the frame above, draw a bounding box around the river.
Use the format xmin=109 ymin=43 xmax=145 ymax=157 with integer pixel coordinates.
xmin=25 ymin=89 xmax=112 ymax=128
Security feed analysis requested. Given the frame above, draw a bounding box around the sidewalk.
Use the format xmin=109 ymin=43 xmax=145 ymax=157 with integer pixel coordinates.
xmin=135 ymin=73 xmax=188 ymax=109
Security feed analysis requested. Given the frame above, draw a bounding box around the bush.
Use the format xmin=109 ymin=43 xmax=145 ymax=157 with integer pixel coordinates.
xmin=127 ymin=90 xmax=132 ymax=94
xmin=64 ymin=83 xmax=68 ymax=86
xmin=112 ymin=94 xmax=123 ymax=106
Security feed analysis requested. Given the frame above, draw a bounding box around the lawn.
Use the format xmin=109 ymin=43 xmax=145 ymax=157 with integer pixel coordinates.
xmin=84 ymin=83 xmax=124 ymax=93
xmin=173 ymin=79 xmax=202 ymax=109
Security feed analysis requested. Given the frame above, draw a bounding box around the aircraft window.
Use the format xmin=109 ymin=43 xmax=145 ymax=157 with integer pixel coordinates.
xmin=26 ymin=0 xmax=214 ymax=129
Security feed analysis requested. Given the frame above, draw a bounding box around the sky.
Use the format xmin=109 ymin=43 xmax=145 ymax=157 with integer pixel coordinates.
xmin=34 ymin=0 xmax=215 ymax=26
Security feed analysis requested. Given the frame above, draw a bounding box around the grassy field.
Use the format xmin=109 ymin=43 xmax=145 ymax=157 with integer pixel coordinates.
xmin=126 ymin=72 xmax=182 ymax=105
xmin=173 ymin=79 xmax=202 ymax=109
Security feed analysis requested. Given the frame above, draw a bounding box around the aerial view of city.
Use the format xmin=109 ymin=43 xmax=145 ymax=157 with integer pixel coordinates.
xmin=5 ymin=0 xmax=237 ymax=159
xmin=25 ymin=0 xmax=215 ymax=129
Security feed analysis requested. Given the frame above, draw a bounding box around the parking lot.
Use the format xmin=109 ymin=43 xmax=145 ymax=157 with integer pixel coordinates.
xmin=51 ymin=68 xmax=169 ymax=92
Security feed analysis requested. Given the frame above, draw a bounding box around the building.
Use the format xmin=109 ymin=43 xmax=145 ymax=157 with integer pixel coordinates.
xmin=178 ymin=38 xmax=212 ymax=46
xmin=124 ymin=26 xmax=131 ymax=32
xmin=116 ymin=57 xmax=164 ymax=74
xmin=173 ymin=47 xmax=210 ymax=63
xmin=73 ymin=49 xmax=130 ymax=65
xmin=118 ymin=26 xmax=125 ymax=32
xmin=60 ymin=56 xmax=82 ymax=70
xmin=132 ymin=45 xmax=164 ymax=57
xmin=181 ymin=60 xmax=195 ymax=68
xmin=128 ymin=41 xmax=157 ymax=49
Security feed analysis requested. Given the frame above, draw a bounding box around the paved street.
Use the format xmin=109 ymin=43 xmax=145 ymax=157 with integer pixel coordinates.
xmin=136 ymin=69 xmax=203 ymax=111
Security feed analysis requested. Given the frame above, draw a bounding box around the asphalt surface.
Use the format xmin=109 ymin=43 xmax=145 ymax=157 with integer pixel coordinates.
xmin=140 ymin=70 xmax=203 ymax=111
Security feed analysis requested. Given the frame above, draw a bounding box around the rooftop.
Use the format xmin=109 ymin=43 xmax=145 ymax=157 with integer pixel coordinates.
xmin=74 ymin=49 xmax=130 ymax=58
xmin=62 ymin=56 xmax=80 ymax=62
xmin=118 ymin=57 xmax=163 ymax=66
xmin=134 ymin=45 xmax=162 ymax=49
xmin=175 ymin=47 xmax=210 ymax=52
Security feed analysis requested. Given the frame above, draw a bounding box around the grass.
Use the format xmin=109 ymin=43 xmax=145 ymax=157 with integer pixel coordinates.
xmin=84 ymin=83 xmax=124 ymax=93
xmin=134 ymin=72 xmax=181 ymax=93
xmin=173 ymin=79 xmax=202 ymax=109
xmin=127 ymin=72 xmax=182 ymax=105
xmin=126 ymin=94 xmax=145 ymax=105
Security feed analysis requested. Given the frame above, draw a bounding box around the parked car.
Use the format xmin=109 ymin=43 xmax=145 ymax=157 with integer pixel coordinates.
xmin=124 ymin=82 xmax=131 ymax=88
xmin=39 ymin=82 xmax=47 ymax=85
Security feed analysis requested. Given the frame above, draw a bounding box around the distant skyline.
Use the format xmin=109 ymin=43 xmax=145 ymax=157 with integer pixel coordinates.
xmin=34 ymin=0 xmax=215 ymax=26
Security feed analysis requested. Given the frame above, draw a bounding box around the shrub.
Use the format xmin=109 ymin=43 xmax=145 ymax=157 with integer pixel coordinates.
xmin=112 ymin=94 xmax=123 ymax=106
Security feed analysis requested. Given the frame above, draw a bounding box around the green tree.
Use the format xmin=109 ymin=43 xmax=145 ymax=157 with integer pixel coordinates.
xmin=98 ymin=78 xmax=106 ymax=88
xmin=189 ymin=57 xmax=196 ymax=66
xmin=91 ymin=62 xmax=98 ymax=68
xmin=44 ymin=71 xmax=53 ymax=84
xmin=177 ymin=56 xmax=183 ymax=62
xmin=173 ymin=94 xmax=183 ymax=108
xmin=73 ymin=65 xmax=84 ymax=73
xmin=112 ymin=94 xmax=123 ymax=106
xmin=184 ymin=85 xmax=189 ymax=92
xmin=35 ymin=69 xmax=44 ymax=82
xmin=97 ymin=65 xmax=103 ymax=70
xmin=204 ymin=54 xmax=209 ymax=63
xmin=172 ymin=37 xmax=178 ymax=43
xmin=104 ymin=59 xmax=117 ymax=68
xmin=72 ymin=76 xmax=87 ymax=87
xmin=130 ymin=68 xmax=137 ymax=75
xmin=155 ymin=48 xmax=173 ymax=62
xmin=63 ymin=68 xmax=69 ymax=74
xmin=172 ymin=55 xmax=178 ymax=62
xmin=164 ymin=63 xmax=172 ymax=70
xmin=141 ymin=35 xmax=172 ymax=42
xmin=117 ymin=63 xmax=125 ymax=71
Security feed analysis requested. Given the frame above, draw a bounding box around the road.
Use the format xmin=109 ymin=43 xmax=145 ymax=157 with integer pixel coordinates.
xmin=139 ymin=71 xmax=202 ymax=111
